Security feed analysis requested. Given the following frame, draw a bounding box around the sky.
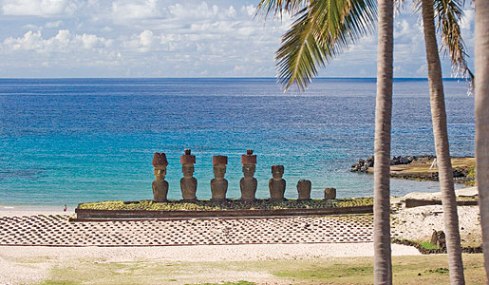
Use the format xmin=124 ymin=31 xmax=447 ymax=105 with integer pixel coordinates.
xmin=0 ymin=0 xmax=475 ymax=78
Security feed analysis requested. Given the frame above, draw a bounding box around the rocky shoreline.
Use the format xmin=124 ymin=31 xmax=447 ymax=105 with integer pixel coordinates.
xmin=351 ymin=155 xmax=475 ymax=185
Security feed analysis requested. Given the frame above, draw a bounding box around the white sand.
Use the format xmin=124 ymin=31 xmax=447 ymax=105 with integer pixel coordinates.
xmin=392 ymin=186 xmax=481 ymax=243
xmin=401 ymin=186 xmax=478 ymax=201
xmin=392 ymin=205 xmax=481 ymax=243
xmin=0 ymin=205 xmax=73 ymax=217
xmin=1 ymin=186 xmax=481 ymax=284
xmin=0 ymin=243 xmax=419 ymax=285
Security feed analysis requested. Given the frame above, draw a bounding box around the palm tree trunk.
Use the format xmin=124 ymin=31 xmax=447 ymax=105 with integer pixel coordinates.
xmin=373 ymin=0 xmax=393 ymax=283
xmin=475 ymin=0 xmax=489 ymax=280
xmin=420 ymin=0 xmax=465 ymax=283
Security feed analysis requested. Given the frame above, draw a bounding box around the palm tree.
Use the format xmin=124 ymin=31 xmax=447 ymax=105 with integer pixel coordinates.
xmin=475 ymin=0 xmax=489 ymax=280
xmin=256 ymin=0 xmax=469 ymax=283
xmin=256 ymin=1 xmax=392 ymax=283
xmin=419 ymin=0 xmax=468 ymax=283
xmin=373 ymin=0 xmax=394 ymax=283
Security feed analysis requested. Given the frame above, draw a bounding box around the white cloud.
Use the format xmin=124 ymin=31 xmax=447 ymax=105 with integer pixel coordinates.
xmin=75 ymin=33 xmax=112 ymax=49
xmin=0 ymin=0 xmax=475 ymax=78
xmin=168 ymin=2 xmax=218 ymax=19
xmin=111 ymin=0 xmax=160 ymax=20
xmin=45 ymin=20 xmax=63 ymax=28
xmin=3 ymin=29 xmax=111 ymax=52
xmin=2 ymin=0 xmax=77 ymax=17
xmin=3 ymin=30 xmax=44 ymax=50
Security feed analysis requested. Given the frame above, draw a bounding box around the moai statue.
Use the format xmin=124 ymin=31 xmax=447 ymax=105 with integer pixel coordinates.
xmin=269 ymin=165 xmax=286 ymax=201
xmin=324 ymin=187 xmax=337 ymax=200
xmin=297 ymin=179 xmax=312 ymax=200
xmin=152 ymin=152 xmax=169 ymax=202
xmin=180 ymin=149 xmax=197 ymax=201
xmin=211 ymin=155 xmax=228 ymax=202
xmin=240 ymin=149 xmax=257 ymax=202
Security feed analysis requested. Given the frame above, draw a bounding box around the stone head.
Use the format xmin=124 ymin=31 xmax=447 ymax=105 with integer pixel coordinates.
xmin=154 ymin=166 xmax=167 ymax=179
xmin=182 ymin=164 xmax=195 ymax=177
xmin=242 ymin=164 xmax=256 ymax=177
xmin=212 ymin=155 xmax=228 ymax=179
xmin=297 ymin=179 xmax=312 ymax=191
xmin=271 ymin=165 xmax=284 ymax=179
xmin=180 ymin=149 xmax=196 ymax=177
xmin=213 ymin=165 xmax=226 ymax=178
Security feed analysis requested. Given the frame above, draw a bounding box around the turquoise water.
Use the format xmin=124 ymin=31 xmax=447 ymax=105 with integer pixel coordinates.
xmin=0 ymin=78 xmax=473 ymax=207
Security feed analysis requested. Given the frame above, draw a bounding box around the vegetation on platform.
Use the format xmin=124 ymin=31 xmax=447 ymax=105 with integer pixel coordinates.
xmin=78 ymin=197 xmax=373 ymax=211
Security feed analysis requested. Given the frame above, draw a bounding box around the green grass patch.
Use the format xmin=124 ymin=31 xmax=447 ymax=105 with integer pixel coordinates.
xmin=34 ymin=254 xmax=486 ymax=285
xmin=78 ymin=197 xmax=373 ymax=211
xmin=419 ymin=241 xmax=440 ymax=250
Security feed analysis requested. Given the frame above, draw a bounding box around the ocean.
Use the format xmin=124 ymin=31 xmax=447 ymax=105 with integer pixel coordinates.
xmin=0 ymin=78 xmax=474 ymax=208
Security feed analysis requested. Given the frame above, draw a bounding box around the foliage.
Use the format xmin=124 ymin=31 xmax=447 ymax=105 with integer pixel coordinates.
xmin=256 ymin=0 xmax=470 ymax=91
xmin=465 ymin=165 xmax=476 ymax=186
xmin=420 ymin=241 xmax=440 ymax=250
xmin=78 ymin=197 xmax=373 ymax=211
xmin=257 ymin=0 xmax=377 ymax=91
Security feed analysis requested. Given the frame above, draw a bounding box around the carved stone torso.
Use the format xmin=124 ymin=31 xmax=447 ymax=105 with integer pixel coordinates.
xmin=240 ymin=177 xmax=257 ymax=202
xmin=180 ymin=177 xmax=197 ymax=201
xmin=211 ymin=178 xmax=228 ymax=201
xmin=269 ymin=178 xmax=286 ymax=201
xmin=152 ymin=180 xmax=169 ymax=202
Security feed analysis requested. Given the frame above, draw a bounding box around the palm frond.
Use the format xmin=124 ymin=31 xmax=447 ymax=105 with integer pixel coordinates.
xmin=433 ymin=0 xmax=473 ymax=79
xmin=256 ymin=0 xmax=308 ymax=18
xmin=276 ymin=0 xmax=377 ymax=91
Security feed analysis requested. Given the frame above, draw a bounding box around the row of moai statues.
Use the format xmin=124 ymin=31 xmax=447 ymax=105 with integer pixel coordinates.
xmin=152 ymin=149 xmax=337 ymax=202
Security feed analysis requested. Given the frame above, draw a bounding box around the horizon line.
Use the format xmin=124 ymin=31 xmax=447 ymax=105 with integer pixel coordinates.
xmin=0 ymin=76 xmax=470 ymax=80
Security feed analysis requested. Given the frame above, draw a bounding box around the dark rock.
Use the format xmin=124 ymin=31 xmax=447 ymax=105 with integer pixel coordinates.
xmin=430 ymin=230 xmax=446 ymax=249
xmin=453 ymin=169 xmax=467 ymax=178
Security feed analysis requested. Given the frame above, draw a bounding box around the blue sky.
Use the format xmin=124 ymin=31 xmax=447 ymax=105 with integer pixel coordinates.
xmin=0 ymin=0 xmax=475 ymax=78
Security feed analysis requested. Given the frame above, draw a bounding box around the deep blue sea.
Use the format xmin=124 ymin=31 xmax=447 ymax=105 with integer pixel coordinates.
xmin=0 ymin=78 xmax=474 ymax=208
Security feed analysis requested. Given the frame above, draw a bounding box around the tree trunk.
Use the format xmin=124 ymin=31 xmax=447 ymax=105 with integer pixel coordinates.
xmin=373 ymin=0 xmax=393 ymax=283
xmin=420 ymin=0 xmax=465 ymax=283
xmin=475 ymin=0 xmax=489 ymax=281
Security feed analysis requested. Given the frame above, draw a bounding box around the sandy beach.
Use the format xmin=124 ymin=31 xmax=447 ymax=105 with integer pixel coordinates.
xmin=0 ymin=187 xmax=482 ymax=285
xmin=0 ymin=243 xmax=420 ymax=285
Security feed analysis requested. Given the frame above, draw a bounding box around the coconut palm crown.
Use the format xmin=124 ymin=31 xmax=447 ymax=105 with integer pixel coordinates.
xmin=256 ymin=0 xmax=472 ymax=91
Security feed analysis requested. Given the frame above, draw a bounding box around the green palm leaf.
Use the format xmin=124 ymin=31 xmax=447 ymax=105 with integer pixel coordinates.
xmin=434 ymin=0 xmax=473 ymax=79
xmin=256 ymin=0 xmax=308 ymax=18
xmin=258 ymin=0 xmax=377 ymax=91
xmin=415 ymin=0 xmax=473 ymax=79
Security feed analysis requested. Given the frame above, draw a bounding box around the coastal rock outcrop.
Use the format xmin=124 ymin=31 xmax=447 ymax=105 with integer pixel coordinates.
xmin=350 ymin=155 xmax=474 ymax=185
xmin=350 ymin=156 xmax=374 ymax=173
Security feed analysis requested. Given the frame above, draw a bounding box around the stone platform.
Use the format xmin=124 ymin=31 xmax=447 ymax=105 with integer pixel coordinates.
xmin=0 ymin=214 xmax=374 ymax=247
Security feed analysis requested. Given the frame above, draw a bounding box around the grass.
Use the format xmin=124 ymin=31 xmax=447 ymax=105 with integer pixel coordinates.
xmin=269 ymin=255 xmax=485 ymax=284
xmin=419 ymin=241 xmax=440 ymax=250
xmin=386 ymin=157 xmax=476 ymax=185
xmin=35 ymin=254 xmax=486 ymax=285
xmin=78 ymin=197 xmax=373 ymax=211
